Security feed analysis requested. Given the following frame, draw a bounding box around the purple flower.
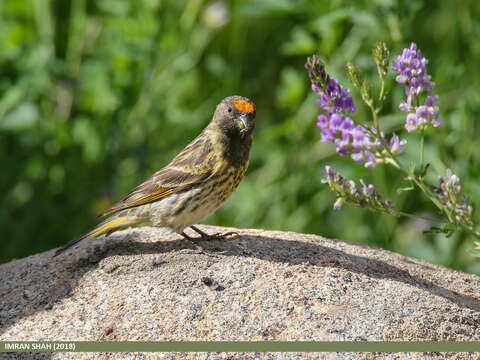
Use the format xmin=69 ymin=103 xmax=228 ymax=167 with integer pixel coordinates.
xmin=315 ymin=113 xmax=404 ymax=168
xmin=316 ymin=77 xmax=356 ymax=115
xmin=415 ymin=106 xmax=429 ymax=123
xmin=392 ymin=43 xmax=443 ymax=131
xmin=435 ymin=169 xmax=473 ymax=226
xmin=317 ymin=114 xmax=328 ymax=128
xmin=363 ymin=151 xmax=377 ymax=168
xmin=389 ymin=133 xmax=407 ymax=154
xmin=439 ymin=168 xmax=461 ymax=195
xmin=322 ymin=166 xmax=397 ymax=213
xmin=360 ymin=179 xmax=375 ymax=197
xmin=425 ymin=94 xmax=438 ymax=107
xmin=392 ymin=43 xmax=434 ymax=94
xmin=405 ymin=113 xmax=419 ymax=132
xmin=324 ymin=165 xmax=335 ymax=181
xmin=306 ymin=55 xmax=406 ymax=168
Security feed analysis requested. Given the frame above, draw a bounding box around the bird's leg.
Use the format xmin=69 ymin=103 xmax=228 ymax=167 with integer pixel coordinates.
xmin=181 ymin=231 xmax=202 ymax=250
xmin=181 ymin=231 xmax=196 ymax=241
xmin=190 ymin=225 xmax=238 ymax=239
xmin=189 ymin=225 xmax=209 ymax=238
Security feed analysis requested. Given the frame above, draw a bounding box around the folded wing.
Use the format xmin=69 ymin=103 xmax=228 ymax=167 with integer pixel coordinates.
xmin=100 ymin=134 xmax=216 ymax=217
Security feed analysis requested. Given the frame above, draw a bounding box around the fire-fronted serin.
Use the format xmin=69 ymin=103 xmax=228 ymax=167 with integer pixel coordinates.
xmin=54 ymin=95 xmax=256 ymax=257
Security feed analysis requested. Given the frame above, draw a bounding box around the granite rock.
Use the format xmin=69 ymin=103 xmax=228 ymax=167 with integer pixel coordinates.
xmin=1 ymin=225 xmax=480 ymax=359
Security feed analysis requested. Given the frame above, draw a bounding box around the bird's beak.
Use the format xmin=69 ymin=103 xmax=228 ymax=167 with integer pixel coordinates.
xmin=237 ymin=115 xmax=248 ymax=133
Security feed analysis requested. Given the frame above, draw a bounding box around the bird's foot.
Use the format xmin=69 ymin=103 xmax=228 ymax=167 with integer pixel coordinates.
xmin=189 ymin=225 xmax=239 ymax=240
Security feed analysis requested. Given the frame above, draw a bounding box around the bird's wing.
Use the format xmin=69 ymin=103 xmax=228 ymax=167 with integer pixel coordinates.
xmin=100 ymin=134 xmax=216 ymax=217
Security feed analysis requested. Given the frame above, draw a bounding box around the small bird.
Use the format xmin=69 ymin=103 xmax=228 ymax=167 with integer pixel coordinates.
xmin=54 ymin=95 xmax=256 ymax=257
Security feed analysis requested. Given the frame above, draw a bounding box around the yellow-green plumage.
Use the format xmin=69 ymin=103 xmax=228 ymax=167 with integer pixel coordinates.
xmin=54 ymin=95 xmax=256 ymax=257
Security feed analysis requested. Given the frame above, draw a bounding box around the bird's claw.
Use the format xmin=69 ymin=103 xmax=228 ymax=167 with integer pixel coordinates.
xmin=216 ymin=231 xmax=238 ymax=238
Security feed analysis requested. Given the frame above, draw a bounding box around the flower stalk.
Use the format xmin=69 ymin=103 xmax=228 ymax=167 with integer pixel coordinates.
xmin=306 ymin=42 xmax=479 ymax=241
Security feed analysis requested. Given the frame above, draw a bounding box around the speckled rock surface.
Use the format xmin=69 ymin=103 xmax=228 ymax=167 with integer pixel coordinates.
xmin=1 ymin=225 xmax=480 ymax=359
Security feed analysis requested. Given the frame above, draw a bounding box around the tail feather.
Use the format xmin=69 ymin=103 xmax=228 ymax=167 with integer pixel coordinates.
xmin=53 ymin=216 xmax=148 ymax=257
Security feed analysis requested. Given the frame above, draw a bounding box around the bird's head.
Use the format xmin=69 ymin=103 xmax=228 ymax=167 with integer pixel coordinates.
xmin=213 ymin=95 xmax=256 ymax=138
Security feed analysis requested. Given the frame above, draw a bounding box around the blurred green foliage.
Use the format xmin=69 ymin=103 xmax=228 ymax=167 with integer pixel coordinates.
xmin=1 ymin=0 xmax=480 ymax=273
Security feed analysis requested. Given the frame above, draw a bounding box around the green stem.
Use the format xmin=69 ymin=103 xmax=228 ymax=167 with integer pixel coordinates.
xmin=397 ymin=211 xmax=443 ymax=223
xmin=461 ymin=224 xmax=480 ymax=240
xmin=379 ymin=79 xmax=385 ymax=103
xmin=420 ymin=128 xmax=425 ymax=170
xmin=366 ymin=102 xmax=454 ymax=223
xmin=346 ymin=199 xmax=444 ymax=224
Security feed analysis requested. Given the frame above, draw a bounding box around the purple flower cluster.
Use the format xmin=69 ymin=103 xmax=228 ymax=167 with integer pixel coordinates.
xmin=434 ymin=169 xmax=472 ymax=226
xmin=314 ymin=77 xmax=357 ymax=115
xmin=306 ymin=56 xmax=406 ymax=168
xmin=392 ymin=43 xmax=443 ymax=132
xmin=322 ymin=166 xmax=396 ymax=213
xmin=316 ymin=112 xmax=381 ymax=168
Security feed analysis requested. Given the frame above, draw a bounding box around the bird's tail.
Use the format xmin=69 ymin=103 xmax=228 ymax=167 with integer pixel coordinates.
xmin=53 ymin=215 xmax=149 ymax=257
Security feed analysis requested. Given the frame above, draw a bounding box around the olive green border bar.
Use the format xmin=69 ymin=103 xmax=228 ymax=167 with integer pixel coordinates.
xmin=2 ymin=341 xmax=480 ymax=353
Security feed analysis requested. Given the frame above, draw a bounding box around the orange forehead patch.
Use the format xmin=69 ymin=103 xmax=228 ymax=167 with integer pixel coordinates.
xmin=233 ymin=99 xmax=255 ymax=113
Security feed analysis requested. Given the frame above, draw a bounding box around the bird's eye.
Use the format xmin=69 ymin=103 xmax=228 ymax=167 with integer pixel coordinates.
xmin=228 ymin=107 xmax=232 ymax=113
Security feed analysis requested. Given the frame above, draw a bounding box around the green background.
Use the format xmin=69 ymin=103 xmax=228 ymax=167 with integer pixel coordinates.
xmin=1 ymin=0 xmax=480 ymax=273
